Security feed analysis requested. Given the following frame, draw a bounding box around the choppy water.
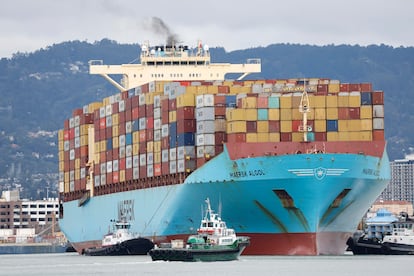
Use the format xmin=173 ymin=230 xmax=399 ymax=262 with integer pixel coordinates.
xmin=0 ymin=252 xmax=412 ymax=276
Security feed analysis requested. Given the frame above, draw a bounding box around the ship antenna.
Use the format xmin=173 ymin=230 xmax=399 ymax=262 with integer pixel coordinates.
xmin=299 ymin=78 xmax=311 ymax=142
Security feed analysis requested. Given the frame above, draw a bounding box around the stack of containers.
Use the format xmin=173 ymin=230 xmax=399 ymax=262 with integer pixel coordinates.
xmin=59 ymin=79 xmax=385 ymax=196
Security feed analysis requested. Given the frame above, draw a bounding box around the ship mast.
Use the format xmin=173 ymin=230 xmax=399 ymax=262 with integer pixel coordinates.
xmin=299 ymin=80 xmax=311 ymax=142
xmin=89 ymin=41 xmax=261 ymax=91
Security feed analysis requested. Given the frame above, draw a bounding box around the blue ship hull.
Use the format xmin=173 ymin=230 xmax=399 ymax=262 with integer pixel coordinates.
xmin=59 ymin=145 xmax=390 ymax=255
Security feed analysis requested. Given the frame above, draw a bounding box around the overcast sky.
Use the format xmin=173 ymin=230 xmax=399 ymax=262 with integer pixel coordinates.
xmin=1 ymin=0 xmax=413 ymax=58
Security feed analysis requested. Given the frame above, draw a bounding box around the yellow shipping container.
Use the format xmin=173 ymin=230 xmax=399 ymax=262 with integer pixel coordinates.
xmin=349 ymin=94 xmax=361 ymax=107
xmin=59 ymin=140 xmax=64 ymax=152
xmin=185 ymin=86 xmax=198 ymax=94
xmin=338 ymin=120 xmax=361 ymax=132
xmin=280 ymin=95 xmax=292 ymax=108
xmin=80 ymin=135 xmax=88 ymax=147
xmin=291 ymin=108 xmax=302 ymax=120
xmin=112 ymin=125 xmax=119 ymax=137
xmin=327 ymin=131 xmax=339 ymax=141
xmin=292 ymin=132 xmax=304 ymax=142
xmin=75 ymin=168 xmax=80 ymax=180
xmin=245 ymin=109 xmax=258 ymax=120
xmin=58 ymin=129 xmax=64 ymax=141
xmin=280 ymin=121 xmax=292 ymax=133
xmin=147 ymin=141 xmax=154 ymax=152
xmin=268 ymin=109 xmax=280 ymax=120
xmin=207 ymin=85 xmax=219 ymax=94
xmin=112 ymin=113 xmax=119 ymax=125
xmin=227 ymin=121 xmax=247 ymax=133
xmin=169 ymin=110 xmax=177 ymax=122
xmin=360 ymin=131 xmax=373 ymax=141
xmin=226 ymin=109 xmax=246 ymax=121
xmin=58 ymin=151 xmax=64 ymax=162
xmin=229 ymin=86 xmax=242 ymax=94
xmin=196 ymin=86 xmax=208 ymax=94
xmin=246 ymin=133 xmax=258 ymax=142
xmin=133 ymin=144 xmax=139 ymax=155
xmin=64 ymin=172 xmax=69 ymax=182
xmin=99 ymin=140 xmax=107 ymax=152
xmin=64 ymin=181 xmax=70 ymax=193
xmin=59 ymin=161 xmax=64 ymax=172
xmin=314 ymin=108 xmax=326 ymax=120
xmin=338 ymin=131 xmax=350 ymax=141
xmin=280 ymin=108 xmax=292 ymax=121
xmin=269 ymin=133 xmax=280 ymax=142
xmin=94 ymin=142 xmax=100 ymax=153
xmin=133 ymin=131 xmax=140 ymax=144
xmin=177 ymin=93 xmax=195 ymax=107
xmin=326 ymin=95 xmax=338 ymax=108
xmin=154 ymin=151 xmax=161 ymax=163
xmin=75 ymin=158 xmax=81 ymax=170
xmin=103 ymin=97 xmax=110 ymax=106
xmin=94 ymin=153 xmax=100 ymax=164
xmin=312 ymin=95 xmax=326 ymax=108
xmin=80 ymin=125 xmax=89 ymax=136
xmin=257 ymin=121 xmax=269 ymax=133
xmin=292 ymin=96 xmax=301 ymax=107
xmin=337 ymin=93 xmax=349 ymax=107
xmin=360 ymin=119 xmax=373 ymax=131
xmin=314 ymin=120 xmax=327 ymax=132
xmin=257 ymin=133 xmax=269 ymax=142
xmin=326 ymin=108 xmax=338 ymax=120
xmin=360 ymin=106 xmax=373 ymax=119
xmin=113 ymin=136 xmax=119 ymax=149
xmin=328 ymin=83 xmax=340 ymax=93
xmin=88 ymin=102 xmax=102 ymax=113
xmin=154 ymin=141 xmax=161 ymax=152
xmin=119 ymin=170 xmax=125 ymax=182
xmin=241 ymin=97 xmax=257 ymax=109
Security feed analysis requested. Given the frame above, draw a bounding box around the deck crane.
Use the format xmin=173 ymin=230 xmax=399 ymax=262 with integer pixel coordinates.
xmin=298 ymin=81 xmax=312 ymax=142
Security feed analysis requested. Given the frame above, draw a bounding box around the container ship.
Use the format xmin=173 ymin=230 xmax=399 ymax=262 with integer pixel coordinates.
xmin=58 ymin=41 xmax=390 ymax=255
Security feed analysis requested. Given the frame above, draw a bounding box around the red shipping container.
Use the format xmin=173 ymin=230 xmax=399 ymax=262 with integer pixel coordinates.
xmin=162 ymin=111 xmax=169 ymax=124
xmin=119 ymin=123 xmax=126 ymax=135
xmin=180 ymin=81 xmax=191 ymax=86
xmin=177 ymin=107 xmax=195 ymax=120
xmin=80 ymin=113 xmax=94 ymax=124
xmin=147 ymin=117 xmax=154 ymax=129
xmin=257 ymin=97 xmax=268 ymax=108
xmin=360 ymin=83 xmax=372 ymax=92
xmin=80 ymin=178 xmax=86 ymax=190
xmin=119 ymin=158 xmax=126 ymax=170
xmin=141 ymin=83 xmax=149 ymax=93
xmin=139 ymin=130 xmax=146 ymax=142
xmin=113 ymin=171 xmax=119 ymax=183
xmin=100 ymin=118 xmax=106 ymax=129
xmin=132 ymin=107 xmax=139 ymax=119
xmin=125 ymin=168 xmax=133 ymax=181
xmin=131 ymin=95 xmax=139 ymax=108
xmin=94 ymin=109 xmax=100 ymax=120
xmin=177 ymin=119 xmax=196 ymax=133
xmin=215 ymin=106 xmax=226 ymax=117
xmin=339 ymin=83 xmax=350 ymax=92
xmin=314 ymin=132 xmax=327 ymax=141
xmin=100 ymin=152 xmax=106 ymax=162
xmin=106 ymin=172 xmax=113 ymax=184
xmin=215 ymin=133 xmax=227 ymax=144
xmin=169 ymin=99 xmax=176 ymax=110
xmin=80 ymin=145 xmax=88 ymax=157
xmin=125 ymin=109 xmax=132 ymax=121
xmin=162 ymin=162 xmax=169 ymax=175
xmin=372 ymin=91 xmax=384 ymax=105
xmin=112 ymin=102 xmax=119 ymax=114
xmin=139 ymin=167 xmax=147 ymax=178
xmin=139 ymin=142 xmax=147 ymax=154
xmin=105 ymin=127 xmax=112 ymax=138
xmin=119 ymin=112 xmax=126 ymax=124
xmin=246 ymin=121 xmax=257 ymax=133
xmin=214 ymin=95 xmax=226 ymax=105
xmin=373 ymin=130 xmax=385 ymax=141
xmin=197 ymin=157 xmax=206 ymax=167
xmin=349 ymin=83 xmax=360 ymax=91
xmin=112 ymin=149 xmax=119 ymax=160
xmin=162 ymin=137 xmax=169 ymax=149
xmin=338 ymin=108 xmax=350 ymax=120
xmin=74 ymin=179 xmax=81 ymax=191
xmin=94 ymin=164 xmax=101 ymax=175
xmin=72 ymin=108 xmax=83 ymax=117
xmin=64 ymin=130 xmax=70 ymax=140
xmin=154 ymin=163 xmax=162 ymax=176
xmin=146 ymin=129 xmax=154 ymax=141
xmin=227 ymin=133 xmax=246 ymax=143
xmin=100 ymin=129 xmax=106 ymax=140
xmin=349 ymin=107 xmax=360 ymax=119
xmin=268 ymin=121 xmax=280 ymax=132
xmin=218 ymin=85 xmax=230 ymax=94
xmin=280 ymin=133 xmax=292 ymax=141
xmin=121 ymin=91 xmax=129 ymax=100
xmin=146 ymin=104 xmax=154 ymax=115
xmin=106 ymin=150 xmax=113 ymax=160
xmin=125 ymin=97 xmax=132 ymax=110
xmin=139 ymin=106 xmax=146 ymax=117
xmin=317 ymin=84 xmax=328 ymax=93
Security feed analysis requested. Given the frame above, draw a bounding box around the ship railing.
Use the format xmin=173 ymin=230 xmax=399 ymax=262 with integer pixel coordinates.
xmin=246 ymin=58 xmax=261 ymax=64
xmin=88 ymin=60 xmax=103 ymax=66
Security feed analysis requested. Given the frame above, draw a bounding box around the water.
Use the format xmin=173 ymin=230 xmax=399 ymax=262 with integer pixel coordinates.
xmin=0 ymin=253 xmax=412 ymax=276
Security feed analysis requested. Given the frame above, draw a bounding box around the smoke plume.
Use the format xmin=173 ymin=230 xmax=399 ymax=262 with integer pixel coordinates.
xmin=145 ymin=17 xmax=180 ymax=45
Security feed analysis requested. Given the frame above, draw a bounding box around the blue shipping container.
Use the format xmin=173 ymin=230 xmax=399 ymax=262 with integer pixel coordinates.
xmin=360 ymin=92 xmax=372 ymax=105
xmin=107 ymin=138 xmax=113 ymax=150
xmin=257 ymin=109 xmax=268 ymax=120
xmin=268 ymin=96 xmax=280 ymax=108
xmin=177 ymin=132 xmax=195 ymax=146
xmin=326 ymin=120 xmax=338 ymax=131
xmin=125 ymin=133 xmax=132 ymax=145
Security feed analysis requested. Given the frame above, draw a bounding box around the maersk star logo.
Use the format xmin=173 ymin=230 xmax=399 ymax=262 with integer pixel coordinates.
xmin=288 ymin=167 xmax=349 ymax=180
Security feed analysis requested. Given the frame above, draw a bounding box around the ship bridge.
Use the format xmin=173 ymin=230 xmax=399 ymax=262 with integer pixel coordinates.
xmin=89 ymin=41 xmax=261 ymax=91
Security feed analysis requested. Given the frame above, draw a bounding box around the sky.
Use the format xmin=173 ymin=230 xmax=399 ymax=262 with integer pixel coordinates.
xmin=1 ymin=0 xmax=414 ymax=58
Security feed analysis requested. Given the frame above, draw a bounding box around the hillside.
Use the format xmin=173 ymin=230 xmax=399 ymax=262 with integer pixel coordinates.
xmin=0 ymin=39 xmax=413 ymax=199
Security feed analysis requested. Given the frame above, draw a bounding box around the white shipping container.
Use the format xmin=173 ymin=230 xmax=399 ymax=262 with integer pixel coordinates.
xmin=139 ymin=117 xmax=146 ymax=129
xmin=169 ymin=161 xmax=177 ymax=174
xmin=196 ymin=107 xmax=215 ymax=121
xmin=126 ymin=145 xmax=132 ymax=157
xmin=162 ymin=149 xmax=169 ymax=162
xmin=69 ymin=149 xmax=75 ymax=160
xmin=69 ymin=170 xmax=74 ymax=181
xmin=99 ymin=106 xmax=106 ymax=118
xmin=252 ymin=84 xmax=263 ymax=93
xmin=126 ymin=121 xmax=132 ymax=133
xmin=74 ymin=137 xmax=80 ymax=148
xmin=147 ymin=165 xmax=154 ymax=177
xmin=196 ymin=120 xmax=215 ymax=134
xmin=106 ymin=116 xmax=112 ymax=127
xmin=203 ymin=94 xmax=215 ymax=107
xmin=177 ymin=146 xmax=196 ymax=159
xmin=59 ymin=181 xmax=64 ymax=192
xmin=94 ymin=176 xmax=100 ymax=187
xmin=196 ymin=95 xmax=204 ymax=108
xmin=373 ymin=105 xmax=384 ymax=118
xmin=204 ymin=145 xmax=217 ymax=156
xmin=64 ymin=141 xmax=70 ymax=151
xmin=100 ymin=174 xmax=106 ymax=186
xmin=139 ymin=94 xmax=146 ymax=106
xmin=373 ymin=118 xmax=384 ymax=130
xmin=70 ymin=181 xmax=75 ymax=192
xmin=154 ymin=108 xmax=161 ymax=119
xmin=161 ymin=124 xmax=169 ymax=137
xmin=140 ymin=154 xmax=146 ymax=166
xmin=100 ymin=163 xmax=106 ymax=174
xmin=119 ymin=135 xmax=126 ymax=146
xmin=126 ymin=156 xmax=132 ymax=169
xmin=154 ymin=95 xmax=161 ymax=108
xmin=133 ymin=155 xmax=139 ymax=168
xmin=154 ymin=130 xmax=161 ymax=141
xmin=170 ymin=148 xmax=177 ymax=160
xmin=105 ymin=104 xmax=112 ymax=116
xmin=119 ymin=100 xmax=125 ymax=112
xmin=196 ymin=146 xmax=204 ymax=158
xmin=106 ymin=161 xmax=113 ymax=173
xmin=74 ymin=115 xmax=80 ymax=127
xmin=133 ymin=167 xmax=139 ymax=179
xmin=196 ymin=133 xmax=215 ymax=146
xmin=147 ymin=152 xmax=154 ymax=165
xmin=112 ymin=159 xmax=119 ymax=171
xmin=119 ymin=146 xmax=126 ymax=158
xmin=154 ymin=118 xmax=161 ymax=129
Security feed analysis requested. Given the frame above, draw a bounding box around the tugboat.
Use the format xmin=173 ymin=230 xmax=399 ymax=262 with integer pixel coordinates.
xmin=149 ymin=198 xmax=250 ymax=262
xmin=83 ymin=219 xmax=154 ymax=256
xmin=381 ymin=215 xmax=414 ymax=255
